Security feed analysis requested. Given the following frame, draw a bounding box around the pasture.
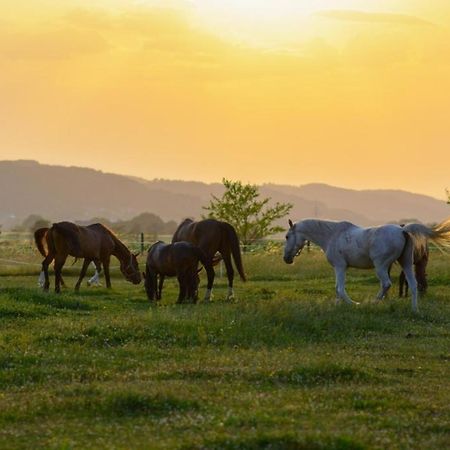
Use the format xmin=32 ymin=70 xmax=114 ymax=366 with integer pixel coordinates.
xmin=0 ymin=238 xmax=449 ymax=450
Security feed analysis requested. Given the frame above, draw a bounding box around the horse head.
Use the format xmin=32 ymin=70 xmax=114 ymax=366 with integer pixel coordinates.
xmin=283 ymin=220 xmax=307 ymax=264
xmin=120 ymin=252 xmax=141 ymax=284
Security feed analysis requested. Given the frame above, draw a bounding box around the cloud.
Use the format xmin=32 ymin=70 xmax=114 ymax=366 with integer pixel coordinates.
xmin=0 ymin=27 xmax=110 ymax=60
xmin=315 ymin=10 xmax=435 ymax=27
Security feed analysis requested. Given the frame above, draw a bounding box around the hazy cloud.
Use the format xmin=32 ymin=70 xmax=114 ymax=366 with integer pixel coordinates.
xmin=0 ymin=27 xmax=110 ymax=60
xmin=316 ymin=10 xmax=435 ymax=27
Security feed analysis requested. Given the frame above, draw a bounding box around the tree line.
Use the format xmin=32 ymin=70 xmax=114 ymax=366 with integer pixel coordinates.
xmin=9 ymin=182 xmax=450 ymax=244
xmin=12 ymin=213 xmax=178 ymax=236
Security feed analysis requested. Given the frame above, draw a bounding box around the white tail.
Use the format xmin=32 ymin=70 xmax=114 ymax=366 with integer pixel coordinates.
xmin=404 ymin=218 xmax=450 ymax=252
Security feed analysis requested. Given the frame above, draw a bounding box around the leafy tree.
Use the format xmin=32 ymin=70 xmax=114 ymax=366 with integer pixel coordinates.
xmin=446 ymin=188 xmax=450 ymax=205
xmin=18 ymin=214 xmax=51 ymax=231
xmin=116 ymin=212 xmax=165 ymax=234
xmin=203 ymin=179 xmax=293 ymax=246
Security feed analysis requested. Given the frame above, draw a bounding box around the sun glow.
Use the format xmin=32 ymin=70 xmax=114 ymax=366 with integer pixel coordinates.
xmin=1 ymin=0 xmax=450 ymax=198
xmin=188 ymin=0 xmax=403 ymax=47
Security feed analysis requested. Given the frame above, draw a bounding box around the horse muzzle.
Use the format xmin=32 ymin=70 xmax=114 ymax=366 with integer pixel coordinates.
xmin=283 ymin=255 xmax=294 ymax=264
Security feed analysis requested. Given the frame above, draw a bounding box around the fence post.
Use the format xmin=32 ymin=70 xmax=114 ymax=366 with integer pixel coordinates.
xmin=140 ymin=233 xmax=144 ymax=253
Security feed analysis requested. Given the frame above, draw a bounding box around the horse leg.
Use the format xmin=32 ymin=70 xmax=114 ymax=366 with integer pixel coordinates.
xmin=399 ymin=271 xmax=405 ymax=297
xmin=334 ymin=266 xmax=358 ymax=305
xmin=203 ymin=266 xmax=215 ymax=303
xmin=103 ymin=256 xmax=112 ymax=289
xmin=222 ymin=252 xmax=235 ymax=301
xmin=75 ymin=259 xmax=91 ymax=292
xmin=192 ymin=271 xmax=200 ymax=303
xmin=54 ymin=254 xmax=68 ymax=294
xmin=375 ymin=265 xmax=392 ymax=301
xmin=398 ymin=234 xmax=418 ymax=312
xmin=402 ymin=265 xmax=418 ymax=312
xmin=157 ymin=275 xmax=165 ymax=300
xmin=144 ymin=268 xmax=157 ymax=302
xmin=177 ymin=273 xmax=187 ymax=304
xmin=41 ymin=254 xmax=53 ymax=291
xmin=87 ymin=260 xmax=102 ymax=287
xmin=145 ymin=272 xmax=158 ymax=302
xmin=186 ymin=270 xmax=197 ymax=304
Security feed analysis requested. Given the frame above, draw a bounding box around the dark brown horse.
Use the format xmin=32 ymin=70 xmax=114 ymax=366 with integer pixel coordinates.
xmin=34 ymin=222 xmax=141 ymax=293
xmin=144 ymin=241 xmax=214 ymax=304
xmin=172 ymin=219 xmax=246 ymax=301
xmin=399 ymin=244 xmax=429 ymax=297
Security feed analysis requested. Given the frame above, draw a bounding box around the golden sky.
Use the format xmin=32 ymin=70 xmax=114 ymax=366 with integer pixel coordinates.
xmin=1 ymin=0 xmax=449 ymax=199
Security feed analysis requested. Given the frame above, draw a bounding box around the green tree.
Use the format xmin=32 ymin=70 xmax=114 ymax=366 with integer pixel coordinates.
xmin=18 ymin=214 xmax=51 ymax=231
xmin=446 ymin=188 xmax=450 ymax=205
xmin=203 ymin=179 xmax=293 ymax=246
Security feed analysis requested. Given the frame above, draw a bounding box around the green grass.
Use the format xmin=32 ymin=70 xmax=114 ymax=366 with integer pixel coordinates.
xmin=0 ymin=249 xmax=449 ymax=449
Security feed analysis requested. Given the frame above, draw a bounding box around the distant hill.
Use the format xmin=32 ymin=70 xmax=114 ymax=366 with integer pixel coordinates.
xmin=0 ymin=160 xmax=448 ymax=230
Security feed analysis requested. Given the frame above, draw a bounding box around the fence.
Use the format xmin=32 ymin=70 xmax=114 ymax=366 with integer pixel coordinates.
xmin=0 ymin=230 xmax=443 ymax=273
xmin=0 ymin=232 xmax=286 ymax=274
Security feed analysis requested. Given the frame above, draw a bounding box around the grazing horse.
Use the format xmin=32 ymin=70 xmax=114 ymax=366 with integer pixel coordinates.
xmin=399 ymin=244 xmax=429 ymax=297
xmin=34 ymin=222 xmax=141 ymax=293
xmin=283 ymin=218 xmax=450 ymax=312
xmin=172 ymin=219 xmax=246 ymax=301
xmin=144 ymin=241 xmax=214 ymax=304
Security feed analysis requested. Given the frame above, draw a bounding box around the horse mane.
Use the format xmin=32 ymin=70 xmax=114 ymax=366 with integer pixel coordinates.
xmin=89 ymin=223 xmax=131 ymax=256
xmin=299 ymin=219 xmax=350 ymax=236
xmin=179 ymin=218 xmax=194 ymax=228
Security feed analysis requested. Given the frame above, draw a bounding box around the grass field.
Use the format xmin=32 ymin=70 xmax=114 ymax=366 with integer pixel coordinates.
xmin=0 ymin=244 xmax=449 ymax=449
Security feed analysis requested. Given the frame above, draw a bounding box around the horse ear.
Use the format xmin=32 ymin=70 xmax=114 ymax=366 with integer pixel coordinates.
xmin=288 ymin=219 xmax=294 ymax=229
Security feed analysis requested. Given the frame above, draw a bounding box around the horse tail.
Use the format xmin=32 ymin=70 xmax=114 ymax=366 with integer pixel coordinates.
xmin=34 ymin=228 xmax=49 ymax=257
xmin=403 ymin=218 xmax=450 ymax=253
xmin=52 ymin=222 xmax=82 ymax=256
xmin=220 ymin=222 xmax=246 ymax=282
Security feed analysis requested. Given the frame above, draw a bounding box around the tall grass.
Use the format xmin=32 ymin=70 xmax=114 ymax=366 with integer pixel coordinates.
xmin=0 ymin=250 xmax=449 ymax=449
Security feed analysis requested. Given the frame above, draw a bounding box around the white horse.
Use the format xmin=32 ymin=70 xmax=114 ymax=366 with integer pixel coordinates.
xmin=283 ymin=218 xmax=450 ymax=312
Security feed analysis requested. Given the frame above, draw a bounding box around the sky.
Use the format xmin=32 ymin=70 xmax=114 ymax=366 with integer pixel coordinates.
xmin=0 ymin=0 xmax=449 ymax=199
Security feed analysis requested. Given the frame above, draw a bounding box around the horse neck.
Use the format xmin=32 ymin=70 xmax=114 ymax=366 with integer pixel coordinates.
xmin=298 ymin=220 xmax=338 ymax=250
xmin=111 ymin=234 xmax=131 ymax=263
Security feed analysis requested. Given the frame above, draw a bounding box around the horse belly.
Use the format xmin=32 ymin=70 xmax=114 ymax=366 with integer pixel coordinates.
xmin=346 ymin=252 xmax=374 ymax=269
xmin=340 ymin=242 xmax=374 ymax=268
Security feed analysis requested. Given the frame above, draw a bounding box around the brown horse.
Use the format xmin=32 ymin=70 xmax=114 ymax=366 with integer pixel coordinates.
xmin=34 ymin=222 xmax=141 ymax=293
xmin=399 ymin=244 xmax=429 ymax=297
xmin=144 ymin=241 xmax=214 ymax=304
xmin=172 ymin=218 xmax=246 ymax=301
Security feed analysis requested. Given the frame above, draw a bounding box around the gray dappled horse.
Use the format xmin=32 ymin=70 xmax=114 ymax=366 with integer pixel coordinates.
xmin=284 ymin=218 xmax=450 ymax=312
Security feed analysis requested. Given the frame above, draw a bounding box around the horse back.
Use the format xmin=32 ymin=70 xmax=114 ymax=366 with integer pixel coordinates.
xmin=50 ymin=222 xmax=113 ymax=258
xmin=147 ymin=241 xmax=200 ymax=276
xmin=172 ymin=219 xmax=222 ymax=257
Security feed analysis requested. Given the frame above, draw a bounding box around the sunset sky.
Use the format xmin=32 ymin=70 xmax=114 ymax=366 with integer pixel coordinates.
xmin=1 ymin=0 xmax=449 ymax=199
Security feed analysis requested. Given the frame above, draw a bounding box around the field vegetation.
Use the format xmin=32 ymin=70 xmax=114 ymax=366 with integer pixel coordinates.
xmin=0 ymin=239 xmax=449 ymax=449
